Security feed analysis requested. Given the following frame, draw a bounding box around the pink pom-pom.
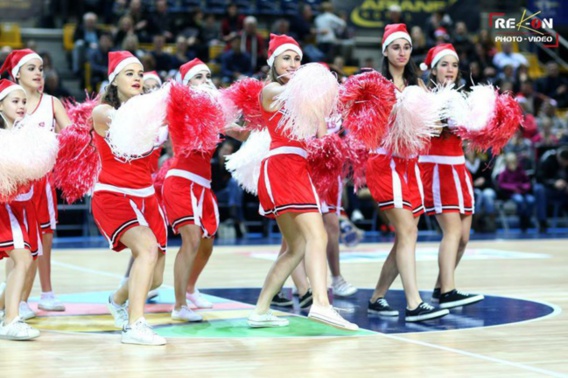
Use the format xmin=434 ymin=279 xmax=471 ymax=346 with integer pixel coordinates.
xmin=307 ymin=134 xmax=347 ymax=198
xmin=53 ymin=97 xmax=100 ymax=203
xmin=339 ymin=71 xmax=397 ymax=149
xmin=220 ymin=78 xmax=265 ymax=130
xmin=344 ymin=134 xmax=369 ymax=190
xmin=153 ymin=157 xmax=175 ymax=206
xmin=167 ymin=81 xmax=223 ymax=156
xmin=456 ymin=91 xmax=523 ymax=153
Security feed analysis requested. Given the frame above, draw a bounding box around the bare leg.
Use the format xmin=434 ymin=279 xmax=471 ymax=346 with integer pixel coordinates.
xmin=3 ymin=250 xmax=32 ymax=323
xmin=173 ymin=225 xmax=201 ymax=310
xmin=21 ymin=259 xmax=37 ymax=301
xmin=277 ymin=239 xmax=310 ymax=296
xmin=323 ymin=213 xmax=341 ymax=277
xmin=186 ymin=237 xmax=214 ymax=294
xmin=37 ymin=233 xmax=54 ymax=292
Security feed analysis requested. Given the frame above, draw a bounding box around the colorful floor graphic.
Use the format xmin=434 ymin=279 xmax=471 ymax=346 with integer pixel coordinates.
xmin=28 ymin=288 xmax=558 ymax=338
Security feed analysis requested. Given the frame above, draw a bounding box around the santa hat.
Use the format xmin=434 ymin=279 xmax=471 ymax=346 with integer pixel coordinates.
xmin=434 ymin=27 xmax=449 ymax=39
xmin=108 ymin=51 xmax=143 ymax=83
xmin=419 ymin=43 xmax=459 ymax=71
xmin=180 ymin=58 xmax=210 ymax=85
xmin=0 ymin=79 xmax=25 ymax=101
xmin=0 ymin=49 xmax=43 ymax=80
xmin=267 ymin=34 xmax=302 ymax=67
xmin=143 ymin=71 xmax=162 ymax=85
xmin=381 ymin=24 xmax=412 ymax=53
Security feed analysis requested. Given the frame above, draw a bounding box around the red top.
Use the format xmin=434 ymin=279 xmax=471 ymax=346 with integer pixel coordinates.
xmin=260 ymin=97 xmax=305 ymax=150
xmin=171 ymin=149 xmax=215 ymax=180
xmin=424 ymin=131 xmax=464 ymax=157
xmin=94 ymin=133 xmax=155 ymax=189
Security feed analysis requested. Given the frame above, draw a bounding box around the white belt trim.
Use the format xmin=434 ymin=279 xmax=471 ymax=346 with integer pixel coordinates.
xmin=14 ymin=187 xmax=34 ymax=202
xmin=93 ymin=183 xmax=155 ymax=197
xmin=266 ymin=147 xmax=307 ymax=159
xmin=418 ymin=155 xmax=465 ymax=165
xmin=166 ymin=169 xmax=211 ymax=189
xmin=371 ymin=147 xmax=417 ymax=159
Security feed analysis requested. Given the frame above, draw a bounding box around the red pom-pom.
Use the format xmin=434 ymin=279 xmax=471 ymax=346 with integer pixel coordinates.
xmin=53 ymin=96 xmax=100 ymax=203
xmin=220 ymin=78 xmax=265 ymax=131
xmin=153 ymin=157 xmax=175 ymax=206
xmin=307 ymin=134 xmax=347 ymax=199
xmin=456 ymin=93 xmax=523 ymax=153
xmin=167 ymin=82 xmax=223 ymax=156
xmin=344 ymin=134 xmax=369 ymax=190
xmin=339 ymin=71 xmax=397 ymax=149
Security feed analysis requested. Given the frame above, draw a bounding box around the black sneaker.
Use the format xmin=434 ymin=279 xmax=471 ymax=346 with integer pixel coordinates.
xmin=367 ymin=297 xmax=399 ymax=316
xmin=298 ymin=289 xmax=313 ymax=309
xmin=405 ymin=302 xmax=449 ymax=322
xmin=431 ymin=288 xmax=441 ymax=303
xmin=271 ymin=291 xmax=293 ymax=307
xmin=439 ymin=289 xmax=484 ymax=309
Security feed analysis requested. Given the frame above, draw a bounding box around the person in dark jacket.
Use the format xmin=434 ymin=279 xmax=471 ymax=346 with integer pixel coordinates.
xmin=497 ymin=153 xmax=534 ymax=231
xmin=535 ymin=146 xmax=568 ymax=231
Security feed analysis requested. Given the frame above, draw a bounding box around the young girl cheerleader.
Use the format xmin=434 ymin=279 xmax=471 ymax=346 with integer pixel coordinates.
xmin=247 ymin=34 xmax=357 ymax=330
xmin=0 ymin=79 xmax=58 ymax=339
xmin=91 ymin=51 xmax=168 ymax=345
xmin=364 ymin=24 xmax=449 ymax=321
xmin=0 ymin=49 xmax=71 ymax=317
xmin=418 ymin=44 xmax=484 ymax=308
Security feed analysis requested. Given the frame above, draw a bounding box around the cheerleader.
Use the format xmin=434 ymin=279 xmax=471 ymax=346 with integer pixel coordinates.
xmin=365 ymin=24 xmax=448 ymax=321
xmin=0 ymin=79 xmax=54 ymax=340
xmin=418 ymin=44 xmax=484 ymax=308
xmin=248 ymin=34 xmax=357 ymax=330
xmin=91 ymin=51 xmax=167 ymax=345
xmin=0 ymin=49 xmax=71 ymax=318
xmin=162 ymin=58 xmax=221 ymax=321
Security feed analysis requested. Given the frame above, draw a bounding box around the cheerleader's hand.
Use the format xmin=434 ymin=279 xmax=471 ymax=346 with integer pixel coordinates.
xmin=431 ymin=120 xmax=444 ymax=137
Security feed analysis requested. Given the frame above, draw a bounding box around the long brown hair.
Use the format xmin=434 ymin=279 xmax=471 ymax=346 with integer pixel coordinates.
xmin=100 ymin=83 xmax=121 ymax=109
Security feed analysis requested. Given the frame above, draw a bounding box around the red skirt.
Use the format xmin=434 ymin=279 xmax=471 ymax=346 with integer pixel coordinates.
xmin=0 ymin=196 xmax=40 ymax=259
xmin=32 ymin=174 xmax=58 ymax=234
xmin=366 ymin=154 xmax=425 ymax=217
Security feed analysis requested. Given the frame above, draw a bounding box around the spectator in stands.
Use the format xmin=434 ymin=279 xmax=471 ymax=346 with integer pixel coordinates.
xmin=465 ymin=149 xmax=497 ymax=232
xmin=122 ymin=34 xmax=145 ymax=59
xmin=150 ymin=34 xmax=174 ymax=73
xmin=477 ymin=29 xmax=496 ymax=56
xmin=493 ymin=42 xmax=528 ymax=72
xmin=44 ymin=70 xmax=71 ymax=100
xmin=433 ymin=27 xmax=450 ymax=45
xmin=452 ymin=22 xmax=474 ymax=56
xmin=386 ymin=4 xmax=405 ymax=24
xmin=538 ymin=99 xmax=567 ymax=136
xmin=126 ymin=0 xmax=149 ymax=41
xmin=211 ymin=141 xmax=245 ymax=238
xmin=39 ymin=52 xmax=58 ymax=75
xmin=114 ymin=15 xmax=136 ymax=49
xmin=536 ymin=146 xmax=568 ymax=231
xmin=425 ymin=10 xmax=453 ymax=46
xmin=497 ymin=152 xmax=536 ymax=232
xmin=357 ymin=56 xmax=376 ymax=73
xmin=219 ymin=35 xmax=252 ymax=84
xmin=472 ymin=42 xmax=497 ymax=81
xmin=504 ymin=129 xmax=535 ymax=172
xmin=536 ymin=62 xmax=568 ymax=108
xmin=73 ymin=12 xmax=101 ymax=75
xmin=202 ymin=14 xmax=220 ymax=46
xmin=410 ymin=26 xmax=428 ymax=60
xmin=140 ymin=53 xmax=157 ymax=72
xmin=88 ymin=33 xmax=114 ymax=90
xmin=110 ymin=0 xmax=129 ymax=23
xmin=516 ymin=79 xmax=542 ymax=115
xmin=177 ymin=9 xmax=209 ymax=61
xmin=314 ymin=2 xmax=346 ymax=60
xmin=221 ymin=3 xmax=245 ymax=43
xmin=330 ymin=55 xmax=348 ymax=81
xmin=496 ymin=64 xmax=515 ymax=87
xmin=533 ymin=117 xmax=559 ymax=147
xmin=171 ymin=35 xmax=196 ymax=70
xmin=289 ymin=4 xmax=316 ymax=43
xmin=240 ymin=16 xmax=266 ymax=73
xmin=147 ymin=0 xmax=175 ymax=42
xmin=272 ymin=18 xmax=291 ymax=35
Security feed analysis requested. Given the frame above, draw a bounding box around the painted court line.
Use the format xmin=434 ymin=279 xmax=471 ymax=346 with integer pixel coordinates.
xmin=382 ymin=333 xmax=568 ymax=378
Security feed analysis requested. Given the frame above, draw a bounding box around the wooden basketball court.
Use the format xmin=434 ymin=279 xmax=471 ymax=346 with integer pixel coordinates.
xmin=1 ymin=238 xmax=567 ymax=377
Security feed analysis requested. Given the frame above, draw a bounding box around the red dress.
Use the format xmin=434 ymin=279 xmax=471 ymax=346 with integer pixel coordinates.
xmin=162 ymin=150 xmax=219 ymax=237
xmin=0 ymin=189 xmax=40 ymax=259
xmin=418 ymin=132 xmax=474 ymax=215
xmin=257 ymin=99 xmax=321 ymax=218
xmin=91 ymin=133 xmax=167 ymax=252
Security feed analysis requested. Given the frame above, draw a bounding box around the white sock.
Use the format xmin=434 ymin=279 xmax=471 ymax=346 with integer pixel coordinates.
xmin=41 ymin=291 xmax=54 ymax=299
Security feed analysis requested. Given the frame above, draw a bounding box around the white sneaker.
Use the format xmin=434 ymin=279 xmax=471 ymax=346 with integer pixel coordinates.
xmin=171 ymin=306 xmax=203 ymax=322
xmin=186 ymin=288 xmax=213 ymax=309
xmin=331 ymin=276 xmax=358 ymax=297
xmin=121 ymin=317 xmax=166 ymax=346
xmin=350 ymin=209 xmax=364 ymax=222
xmin=308 ymin=304 xmax=359 ymax=331
xmin=0 ymin=316 xmax=40 ymax=340
xmin=147 ymin=289 xmax=159 ymax=301
xmin=19 ymin=301 xmax=36 ymax=320
xmin=38 ymin=296 xmax=66 ymax=311
xmin=107 ymin=294 xmax=129 ymax=329
xmin=248 ymin=310 xmax=289 ymax=328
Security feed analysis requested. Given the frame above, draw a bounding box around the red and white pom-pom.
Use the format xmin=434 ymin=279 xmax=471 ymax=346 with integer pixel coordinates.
xmin=462 ymin=84 xmax=497 ymax=131
xmin=220 ymin=78 xmax=265 ymax=130
xmin=344 ymin=134 xmax=369 ymax=190
xmin=225 ymin=129 xmax=271 ymax=195
xmin=54 ymin=96 xmax=100 ymax=203
xmin=431 ymin=83 xmax=469 ymax=128
xmin=275 ymin=63 xmax=339 ymax=140
xmin=456 ymin=86 xmax=523 ymax=153
xmin=382 ymin=86 xmax=440 ymax=157
xmin=153 ymin=157 xmax=175 ymax=205
xmin=307 ymin=134 xmax=347 ymax=198
xmin=167 ymin=81 xmax=223 ymax=156
xmin=106 ymin=84 xmax=169 ymax=162
xmin=339 ymin=71 xmax=397 ymax=149
xmin=0 ymin=125 xmax=59 ymax=201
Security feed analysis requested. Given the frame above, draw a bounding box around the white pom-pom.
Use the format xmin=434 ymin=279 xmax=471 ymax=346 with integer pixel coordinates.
xmin=431 ymin=83 xmax=468 ymax=128
xmin=419 ymin=62 xmax=428 ymax=71
xmin=225 ymin=129 xmax=271 ymax=195
xmin=463 ymin=84 xmax=497 ymax=131
xmin=0 ymin=125 xmax=59 ymax=198
xmin=106 ymin=84 xmax=169 ymax=162
xmin=274 ymin=63 xmax=339 ymax=140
